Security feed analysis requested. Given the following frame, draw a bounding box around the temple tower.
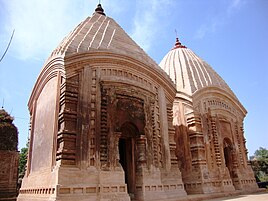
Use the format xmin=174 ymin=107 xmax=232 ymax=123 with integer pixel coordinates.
xmin=18 ymin=5 xmax=187 ymax=201
xmin=159 ymin=38 xmax=258 ymax=194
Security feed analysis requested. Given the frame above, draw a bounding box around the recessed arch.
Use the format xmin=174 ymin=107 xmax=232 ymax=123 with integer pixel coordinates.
xmin=120 ymin=121 xmax=139 ymax=138
xmin=223 ymin=137 xmax=233 ymax=169
xmin=118 ymin=121 xmax=139 ymax=197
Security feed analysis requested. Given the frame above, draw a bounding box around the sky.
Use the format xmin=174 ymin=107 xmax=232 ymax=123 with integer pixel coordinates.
xmin=0 ymin=0 xmax=267 ymax=156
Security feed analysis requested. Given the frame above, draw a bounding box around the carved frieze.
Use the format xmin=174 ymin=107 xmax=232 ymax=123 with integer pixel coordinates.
xmin=195 ymin=98 xmax=242 ymax=119
xmin=98 ymin=82 xmax=166 ymax=170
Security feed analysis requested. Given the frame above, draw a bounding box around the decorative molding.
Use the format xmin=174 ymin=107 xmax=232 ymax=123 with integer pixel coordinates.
xmin=19 ymin=187 xmax=55 ymax=195
xmin=56 ymin=75 xmax=79 ymax=165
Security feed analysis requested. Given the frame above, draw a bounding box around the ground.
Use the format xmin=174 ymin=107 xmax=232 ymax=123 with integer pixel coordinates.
xmin=206 ymin=191 xmax=268 ymax=201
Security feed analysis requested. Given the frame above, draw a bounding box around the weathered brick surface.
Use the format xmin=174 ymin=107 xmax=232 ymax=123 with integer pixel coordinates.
xmin=0 ymin=151 xmax=19 ymax=201
xmin=17 ymin=4 xmax=259 ymax=201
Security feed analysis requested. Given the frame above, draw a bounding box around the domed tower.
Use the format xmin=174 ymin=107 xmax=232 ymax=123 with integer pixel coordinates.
xmin=18 ymin=5 xmax=187 ymax=201
xmin=159 ymin=38 xmax=258 ymax=194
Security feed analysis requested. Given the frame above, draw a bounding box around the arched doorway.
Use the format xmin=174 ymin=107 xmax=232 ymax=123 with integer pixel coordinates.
xmin=223 ymin=139 xmax=233 ymax=171
xmin=223 ymin=138 xmax=239 ymax=189
xmin=119 ymin=122 xmax=138 ymax=198
xmin=223 ymin=138 xmax=234 ymax=173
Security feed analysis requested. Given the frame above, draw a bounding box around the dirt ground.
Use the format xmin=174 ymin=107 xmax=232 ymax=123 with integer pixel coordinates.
xmin=206 ymin=191 xmax=268 ymax=201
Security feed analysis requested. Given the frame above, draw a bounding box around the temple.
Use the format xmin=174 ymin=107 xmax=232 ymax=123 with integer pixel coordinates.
xmin=18 ymin=4 xmax=258 ymax=201
xmin=159 ymin=37 xmax=258 ymax=194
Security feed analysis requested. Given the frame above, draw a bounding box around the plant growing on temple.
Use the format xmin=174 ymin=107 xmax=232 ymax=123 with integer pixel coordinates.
xmin=0 ymin=109 xmax=18 ymax=151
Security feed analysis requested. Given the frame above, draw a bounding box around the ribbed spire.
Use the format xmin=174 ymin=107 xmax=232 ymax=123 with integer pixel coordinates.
xmin=173 ymin=37 xmax=186 ymax=49
xmin=95 ymin=4 xmax=106 ymax=16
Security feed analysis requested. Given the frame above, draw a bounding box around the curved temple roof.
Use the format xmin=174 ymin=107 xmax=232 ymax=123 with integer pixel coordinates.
xmin=51 ymin=8 xmax=157 ymax=67
xmin=159 ymin=38 xmax=237 ymax=99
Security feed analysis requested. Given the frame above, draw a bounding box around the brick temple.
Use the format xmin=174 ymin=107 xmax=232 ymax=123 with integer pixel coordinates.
xmin=18 ymin=4 xmax=258 ymax=201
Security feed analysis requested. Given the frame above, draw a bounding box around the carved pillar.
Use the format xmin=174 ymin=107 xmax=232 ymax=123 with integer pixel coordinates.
xmin=211 ymin=116 xmax=221 ymax=166
xmin=158 ymin=87 xmax=171 ymax=170
xmin=240 ymin=125 xmax=250 ymax=166
xmin=149 ymin=97 xmax=160 ymax=168
xmin=88 ymin=69 xmax=98 ymax=167
xmin=136 ymin=135 xmax=147 ymax=170
xmin=100 ymin=86 xmax=108 ymax=168
xmin=143 ymin=95 xmax=157 ymax=168
xmin=203 ymin=113 xmax=214 ymax=169
xmin=187 ymin=112 xmax=206 ymax=168
xmin=167 ymin=103 xmax=178 ymax=168
xmin=56 ymin=76 xmax=79 ymax=166
xmin=231 ymin=147 xmax=239 ymax=170
xmin=113 ymin=132 xmax=121 ymax=168
xmin=235 ymin=122 xmax=244 ymax=167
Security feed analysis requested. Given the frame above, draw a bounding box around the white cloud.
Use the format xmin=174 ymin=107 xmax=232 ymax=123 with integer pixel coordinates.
xmin=2 ymin=0 xmax=170 ymax=60
xmin=0 ymin=87 xmax=11 ymax=101
xmin=104 ymin=0 xmax=126 ymax=15
xmin=195 ymin=0 xmax=245 ymax=39
xmin=3 ymin=0 xmax=97 ymax=60
xmin=130 ymin=0 xmax=174 ymax=51
xmin=195 ymin=21 xmax=220 ymax=39
xmin=228 ymin=0 xmax=243 ymax=13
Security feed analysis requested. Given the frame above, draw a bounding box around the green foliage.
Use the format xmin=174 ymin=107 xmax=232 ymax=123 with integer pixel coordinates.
xmin=0 ymin=109 xmax=18 ymax=151
xmin=254 ymin=147 xmax=268 ymax=161
xmin=251 ymin=147 xmax=268 ymax=182
xmin=19 ymin=146 xmax=28 ymax=178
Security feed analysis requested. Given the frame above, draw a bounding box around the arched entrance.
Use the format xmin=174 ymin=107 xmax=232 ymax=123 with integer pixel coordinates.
xmin=223 ymin=138 xmax=233 ymax=171
xmin=223 ymin=138 xmax=240 ymax=189
xmin=119 ymin=122 xmax=138 ymax=198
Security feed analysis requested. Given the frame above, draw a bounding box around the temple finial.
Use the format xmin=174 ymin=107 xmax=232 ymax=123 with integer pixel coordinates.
xmin=95 ymin=3 xmax=106 ymax=16
xmin=173 ymin=35 xmax=186 ymax=49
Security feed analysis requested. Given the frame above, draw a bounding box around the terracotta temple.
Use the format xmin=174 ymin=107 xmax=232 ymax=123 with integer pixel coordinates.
xmin=18 ymin=4 xmax=258 ymax=201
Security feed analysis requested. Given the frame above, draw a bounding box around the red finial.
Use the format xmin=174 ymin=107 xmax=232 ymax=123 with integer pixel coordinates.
xmin=173 ymin=37 xmax=186 ymax=49
xmin=95 ymin=4 xmax=106 ymax=16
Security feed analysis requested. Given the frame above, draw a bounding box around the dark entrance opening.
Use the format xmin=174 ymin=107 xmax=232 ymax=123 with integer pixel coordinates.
xmin=119 ymin=122 xmax=137 ymax=198
xmin=224 ymin=146 xmax=232 ymax=169
xmin=119 ymin=138 xmax=127 ymax=184
xmin=223 ymin=138 xmax=233 ymax=174
xmin=223 ymin=137 xmax=240 ymax=189
xmin=119 ymin=137 xmax=135 ymax=196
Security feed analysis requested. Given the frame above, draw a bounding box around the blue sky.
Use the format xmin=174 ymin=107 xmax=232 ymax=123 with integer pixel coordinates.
xmin=0 ymin=0 xmax=267 ymax=156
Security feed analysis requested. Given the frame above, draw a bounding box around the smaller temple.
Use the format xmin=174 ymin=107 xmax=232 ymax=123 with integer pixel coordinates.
xmin=159 ymin=37 xmax=258 ymax=194
xmin=0 ymin=109 xmax=19 ymax=201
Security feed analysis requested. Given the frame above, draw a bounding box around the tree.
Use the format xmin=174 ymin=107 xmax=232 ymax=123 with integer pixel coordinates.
xmin=251 ymin=147 xmax=268 ymax=182
xmin=18 ymin=145 xmax=28 ymax=178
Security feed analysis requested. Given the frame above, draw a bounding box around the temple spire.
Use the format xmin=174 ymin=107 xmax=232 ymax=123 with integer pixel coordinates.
xmin=173 ymin=37 xmax=186 ymax=49
xmin=95 ymin=3 xmax=106 ymax=16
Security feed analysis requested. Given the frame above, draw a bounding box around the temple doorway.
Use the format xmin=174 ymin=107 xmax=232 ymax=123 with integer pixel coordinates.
xmin=119 ymin=122 xmax=138 ymax=198
xmin=223 ymin=138 xmax=239 ymax=189
xmin=223 ymin=138 xmax=233 ymax=173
